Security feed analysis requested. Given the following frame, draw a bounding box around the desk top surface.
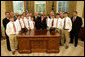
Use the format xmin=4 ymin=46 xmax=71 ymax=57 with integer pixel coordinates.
xmin=17 ymin=30 xmax=60 ymax=37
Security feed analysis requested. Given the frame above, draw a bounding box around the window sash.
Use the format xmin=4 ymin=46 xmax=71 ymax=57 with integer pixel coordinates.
xmin=58 ymin=1 xmax=69 ymax=13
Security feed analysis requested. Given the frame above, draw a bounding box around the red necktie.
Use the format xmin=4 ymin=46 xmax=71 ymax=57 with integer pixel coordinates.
xmin=28 ymin=20 xmax=30 ymax=29
xmin=13 ymin=22 xmax=16 ymax=33
xmin=23 ymin=19 xmax=25 ymax=27
xmin=73 ymin=17 xmax=75 ymax=23
xmin=19 ymin=20 xmax=22 ymax=28
xmin=36 ymin=17 xmax=37 ymax=21
xmin=52 ymin=19 xmax=54 ymax=27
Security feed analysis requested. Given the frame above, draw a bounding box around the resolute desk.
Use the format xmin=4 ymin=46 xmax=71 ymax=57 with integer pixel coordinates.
xmin=17 ymin=30 xmax=60 ymax=53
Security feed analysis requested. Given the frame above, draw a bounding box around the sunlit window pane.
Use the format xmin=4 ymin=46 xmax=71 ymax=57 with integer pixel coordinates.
xmin=58 ymin=1 xmax=69 ymax=13
xmin=13 ymin=1 xmax=24 ymax=14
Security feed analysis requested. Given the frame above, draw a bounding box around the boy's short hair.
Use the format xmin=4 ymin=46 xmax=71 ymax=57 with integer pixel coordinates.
xmin=56 ymin=13 xmax=60 ymax=15
xmin=17 ymin=15 xmax=21 ymax=17
xmin=5 ymin=12 xmax=10 ymax=15
xmin=73 ymin=11 xmax=77 ymax=14
xmin=21 ymin=14 xmax=23 ymax=16
xmin=41 ymin=15 xmax=43 ymax=16
xmin=64 ymin=12 xmax=68 ymax=14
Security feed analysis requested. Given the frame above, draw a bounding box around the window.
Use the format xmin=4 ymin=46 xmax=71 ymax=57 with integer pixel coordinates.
xmin=13 ymin=1 xmax=24 ymax=14
xmin=58 ymin=1 xmax=69 ymax=13
xmin=35 ymin=1 xmax=46 ymax=14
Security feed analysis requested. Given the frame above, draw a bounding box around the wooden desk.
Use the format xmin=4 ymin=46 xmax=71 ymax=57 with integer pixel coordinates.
xmin=17 ymin=30 xmax=60 ymax=53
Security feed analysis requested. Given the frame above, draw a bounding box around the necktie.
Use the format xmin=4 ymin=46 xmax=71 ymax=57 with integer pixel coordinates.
xmin=19 ymin=20 xmax=22 ymax=28
xmin=23 ymin=19 xmax=25 ymax=27
xmin=28 ymin=20 xmax=30 ymax=29
xmin=13 ymin=22 xmax=16 ymax=33
xmin=36 ymin=17 xmax=37 ymax=21
xmin=73 ymin=17 xmax=75 ymax=23
xmin=63 ymin=19 xmax=66 ymax=29
xmin=52 ymin=19 xmax=54 ymax=27
xmin=57 ymin=19 xmax=58 ymax=27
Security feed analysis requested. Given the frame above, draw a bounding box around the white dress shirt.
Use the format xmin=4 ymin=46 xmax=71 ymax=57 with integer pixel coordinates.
xmin=15 ymin=19 xmax=22 ymax=33
xmin=62 ymin=17 xmax=72 ymax=32
xmin=46 ymin=18 xmax=51 ymax=28
xmin=29 ymin=21 xmax=35 ymax=30
xmin=50 ymin=18 xmax=57 ymax=28
xmin=56 ymin=18 xmax=62 ymax=29
xmin=6 ymin=21 xmax=18 ymax=36
xmin=20 ymin=18 xmax=29 ymax=30
xmin=24 ymin=17 xmax=27 ymax=19
xmin=60 ymin=18 xmax=65 ymax=30
xmin=28 ymin=16 xmax=31 ymax=21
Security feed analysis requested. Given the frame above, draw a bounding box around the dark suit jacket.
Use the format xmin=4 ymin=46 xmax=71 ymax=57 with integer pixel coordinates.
xmin=14 ymin=16 xmax=17 ymax=21
xmin=33 ymin=16 xmax=38 ymax=22
xmin=33 ymin=16 xmax=41 ymax=30
xmin=43 ymin=16 xmax=47 ymax=19
xmin=70 ymin=16 xmax=82 ymax=34
xmin=3 ymin=18 xmax=10 ymax=30
xmin=40 ymin=18 xmax=47 ymax=29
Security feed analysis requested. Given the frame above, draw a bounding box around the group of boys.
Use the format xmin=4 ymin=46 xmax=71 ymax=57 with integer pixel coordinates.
xmin=3 ymin=10 xmax=82 ymax=55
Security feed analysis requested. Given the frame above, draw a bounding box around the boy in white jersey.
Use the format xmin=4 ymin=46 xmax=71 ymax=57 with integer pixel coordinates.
xmin=59 ymin=13 xmax=66 ymax=46
xmin=29 ymin=17 xmax=35 ymax=30
xmin=50 ymin=15 xmax=57 ymax=28
xmin=62 ymin=12 xmax=72 ymax=49
xmin=56 ymin=13 xmax=64 ymax=46
xmin=46 ymin=15 xmax=51 ymax=29
xmin=20 ymin=15 xmax=29 ymax=30
xmin=15 ymin=15 xmax=22 ymax=34
xmin=56 ymin=13 xmax=62 ymax=32
xmin=6 ymin=17 xmax=18 ymax=55
xmin=27 ymin=13 xmax=31 ymax=21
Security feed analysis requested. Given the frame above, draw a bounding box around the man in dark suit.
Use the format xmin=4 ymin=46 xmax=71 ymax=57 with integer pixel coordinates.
xmin=40 ymin=15 xmax=47 ymax=29
xmin=37 ymin=12 xmax=41 ymax=18
xmin=43 ymin=12 xmax=47 ymax=19
xmin=2 ymin=12 xmax=11 ymax=51
xmin=33 ymin=12 xmax=41 ymax=30
xmin=70 ymin=11 xmax=82 ymax=47
xmin=33 ymin=12 xmax=38 ymax=22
